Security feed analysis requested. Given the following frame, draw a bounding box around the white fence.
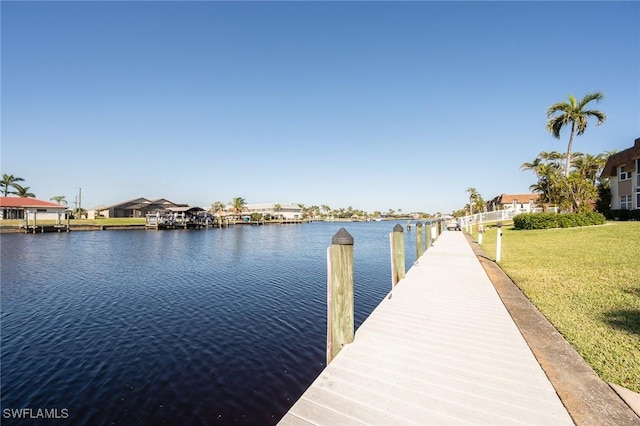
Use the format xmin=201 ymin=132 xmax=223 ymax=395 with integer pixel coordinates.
xmin=457 ymin=207 xmax=559 ymax=228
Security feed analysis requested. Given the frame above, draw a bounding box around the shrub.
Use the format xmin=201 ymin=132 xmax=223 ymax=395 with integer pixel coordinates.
xmin=557 ymin=215 xmax=574 ymax=228
xmin=603 ymin=209 xmax=640 ymax=221
xmin=513 ymin=212 xmax=606 ymax=230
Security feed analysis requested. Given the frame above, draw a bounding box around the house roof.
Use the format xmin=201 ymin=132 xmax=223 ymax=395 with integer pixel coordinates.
xmin=489 ymin=193 xmax=539 ymax=204
xmin=101 ymin=197 xmax=151 ymax=210
xmin=0 ymin=196 xmax=68 ymax=210
xmin=149 ymin=198 xmax=185 ymax=206
xmin=602 ymin=137 xmax=640 ymax=177
xmin=165 ymin=206 xmax=204 ymax=213
xmin=100 ymin=197 xmax=185 ymax=210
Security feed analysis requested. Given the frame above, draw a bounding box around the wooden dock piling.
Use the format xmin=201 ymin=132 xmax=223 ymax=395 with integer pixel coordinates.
xmin=326 ymin=228 xmax=354 ymax=365
xmin=416 ymin=221 xmax=423 ymax=259
xmin=390 ymin=224 xmax=405 ymax=287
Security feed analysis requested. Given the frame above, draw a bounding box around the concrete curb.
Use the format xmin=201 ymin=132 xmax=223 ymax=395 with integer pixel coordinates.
xmin=611 ymin=383 xmax=640 ymax=416
xmin=463 ymin=233 xmax=640 ymax=425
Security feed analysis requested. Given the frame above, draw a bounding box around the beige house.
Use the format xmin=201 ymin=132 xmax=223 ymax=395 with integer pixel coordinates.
xmin=486 ymin=193 xmax=540 ymax=213
xmin=602 ymin=137 xmax=640 ymax=210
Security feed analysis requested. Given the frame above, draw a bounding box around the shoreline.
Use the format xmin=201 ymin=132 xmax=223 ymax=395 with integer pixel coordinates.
xmin=0 ymin=217 xmax=425 ymax=234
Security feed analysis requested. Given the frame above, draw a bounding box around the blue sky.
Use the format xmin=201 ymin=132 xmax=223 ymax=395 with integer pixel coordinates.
xmin=2 ymin=1 xmax=639 ymax=214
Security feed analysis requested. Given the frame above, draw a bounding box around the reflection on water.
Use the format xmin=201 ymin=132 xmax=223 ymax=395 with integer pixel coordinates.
xmin=0 ymin=221 xmax=418 ymax=425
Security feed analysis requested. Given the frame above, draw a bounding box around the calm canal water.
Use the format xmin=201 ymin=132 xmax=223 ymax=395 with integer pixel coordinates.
xmin=1 ymin=221 xmax=421 ymax=425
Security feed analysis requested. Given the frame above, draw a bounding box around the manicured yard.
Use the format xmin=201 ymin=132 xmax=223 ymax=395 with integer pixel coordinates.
xmin=478 ymin=222 xmax=639 ymax=392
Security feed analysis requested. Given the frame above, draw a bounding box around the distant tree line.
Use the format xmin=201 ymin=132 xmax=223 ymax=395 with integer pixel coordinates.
xmin=207 ymin=197 xmax=437 ymax=220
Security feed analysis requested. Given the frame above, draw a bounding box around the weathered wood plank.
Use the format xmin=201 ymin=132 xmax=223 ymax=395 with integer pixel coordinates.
xmin=279 ymin=230 xmax=574 ymax=425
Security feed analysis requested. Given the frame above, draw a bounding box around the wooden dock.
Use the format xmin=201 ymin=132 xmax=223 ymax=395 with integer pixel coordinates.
xmin=145 ymin=212 xmax=215 ymax=230
xmin=20 ymin=224 xmax=70 ymax=233
xmin=279 ymin=230 xmax=573 ymax=425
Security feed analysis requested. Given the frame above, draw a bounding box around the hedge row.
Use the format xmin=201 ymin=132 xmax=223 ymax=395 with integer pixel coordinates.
xmin=513 ymin=212 xmax=607 ymax=230
xmin=602 ymin=209 xmax=640 ymax=221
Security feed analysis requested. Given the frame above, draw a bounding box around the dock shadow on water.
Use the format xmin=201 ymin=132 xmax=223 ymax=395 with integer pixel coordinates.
xmin=0 ymin=221 xmax=401 ymax=425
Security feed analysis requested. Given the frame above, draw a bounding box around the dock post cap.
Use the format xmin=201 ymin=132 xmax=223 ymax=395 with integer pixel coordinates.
xmin=393 ymin=224 xmax=403 ymax=232
xmin=332 ymin=228 xmax=354 ymax=245
xmin=416 ymin=222 xmax=423 ymax=227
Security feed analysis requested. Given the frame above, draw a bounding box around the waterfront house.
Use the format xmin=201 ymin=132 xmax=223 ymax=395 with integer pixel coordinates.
xmin=0 ymin=196 xmax=68 ymax=220
xmin=240 ymin=203 xmax=303 ymax=220
xmin=486 ymin=193 xmax=541 ymax=214
xmin=602 ymin=137 xmax=640 ymax=210
xmin=98 ymin=197 xmax=189 ymax=218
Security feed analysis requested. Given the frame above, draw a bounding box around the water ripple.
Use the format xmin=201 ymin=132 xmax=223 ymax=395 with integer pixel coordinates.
xmin=1 ymin=222 xmax=408 ymax=425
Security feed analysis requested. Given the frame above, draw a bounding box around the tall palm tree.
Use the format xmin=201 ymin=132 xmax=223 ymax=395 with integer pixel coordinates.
xmin=50 ymin=195 xmax=68 ymax=205
xmin=1 ymin=174 xmax=25 ymax=196
xmin=546 ymin=92 xmax=606 ymax=177
xmin=231 ymin=197 xmax=246 ymax=217
xmin=466 ymin=187 xmax=481 ymax=215
xmin=13 ymin=184 xmax=35 ymax=198
xmin=474 ymin=195 xmax=486 ymax=214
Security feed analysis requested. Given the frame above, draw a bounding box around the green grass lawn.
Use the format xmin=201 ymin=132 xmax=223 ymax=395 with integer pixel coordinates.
xmin=477 ymin=222 xmax=640 ymax=392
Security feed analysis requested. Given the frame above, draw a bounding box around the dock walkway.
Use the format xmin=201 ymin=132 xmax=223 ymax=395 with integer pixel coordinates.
xmin=279 ymin=230 xmax=574 ymax=425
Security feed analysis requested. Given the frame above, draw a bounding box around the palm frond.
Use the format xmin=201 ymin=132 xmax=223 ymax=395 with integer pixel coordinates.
xmin=546 ymin=115 xmax=568 ymax=138
xmin=584 ymin=109 xmax=606 ymax=125
xmin=545 ymin=101 xmax=572 ymax=118
xmin=578 ymin=91 xmax=604 ymax=108
xmin=574 ymin=114 xmax=590 ymax=135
